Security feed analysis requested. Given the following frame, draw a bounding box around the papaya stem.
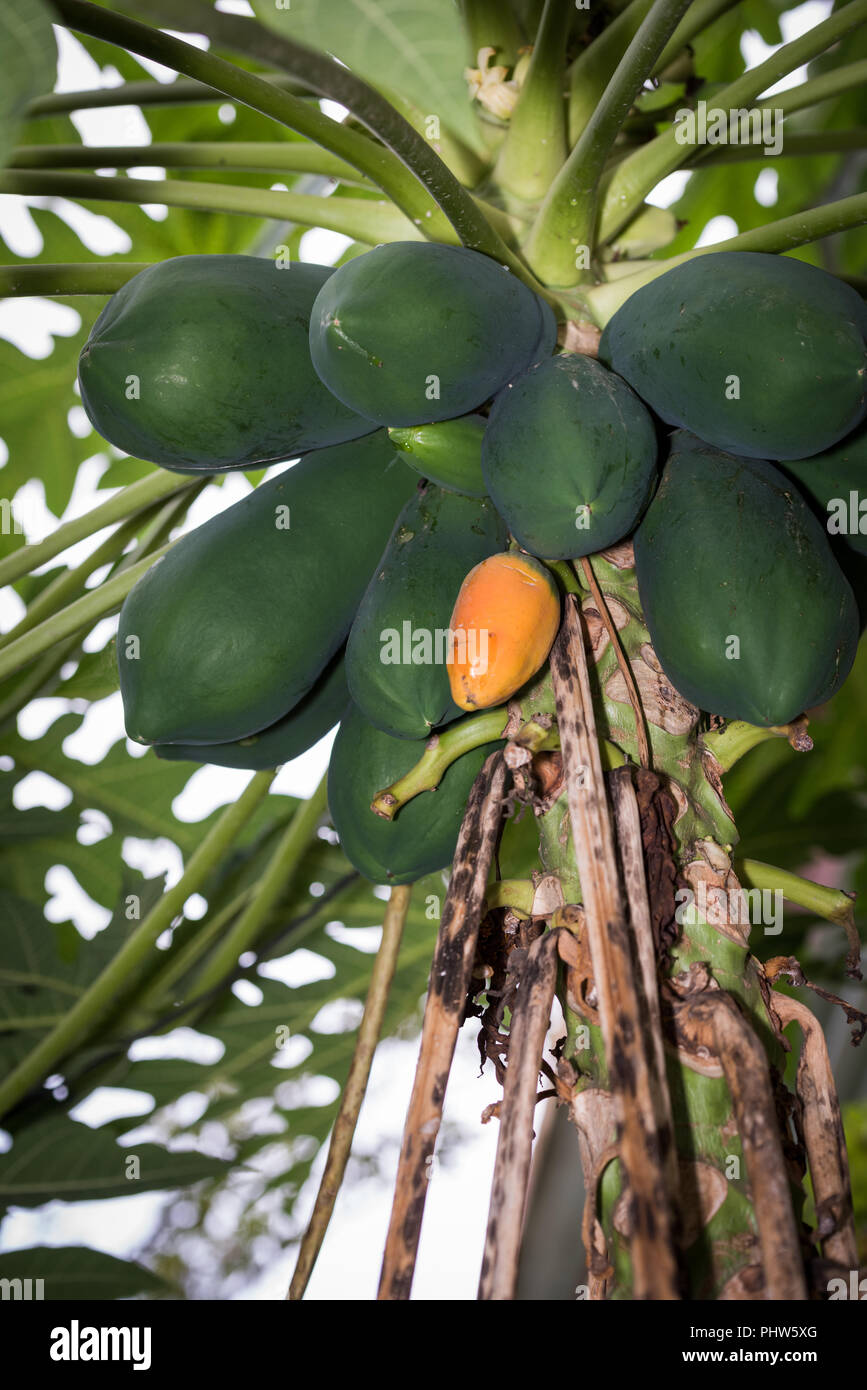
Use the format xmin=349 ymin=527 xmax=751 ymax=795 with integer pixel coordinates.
xmin=371 ymin=708 xmax=509 ymax=820
xmin=545 ymin=558 xmax=586 ymax=596
xmin=0 ymin=468 xmax=187 ymax=588
xmin=0 ymin=770 xmax=278 ymax=1122
xmin=50 ymin=0 xmax=458 ymax=249
xmin=652 ymin=0 xmax=745 ymax=78
xmin=566 ymin=0 xmax=738 ymax=146
xmin=702 ymin=718 xmax=813 ymax=772
xmin=10 ymin=141 xmax=370 ymax=184
xmin=459 ymin=0 xmax=525 ymax=69
xmin=0 ymin=483 xmax=204 ymax=728
xmin=0 ymin=541 xmax=173 ymax=685
xmin=524 ymin=0 xmax=692 ymax=286
xmin=584 ymin=194 xmax=867 ymax=324
xmin=0 ymin=262 xmax=149 ymax=298
xmin=288 ymin=882 xmax=412 ymax=1300
xmin=0 ymin=511 xmax=148 ymax=651
xmin=1 ymin=480 xmax=203 ymax=649
xmin=24 ymin=74 xmax=308 ymax=116
xmin=189 ymin=774 xmax=329 ymax=999
xmin=484 ymin=879 xmax=535 ymax=916
xmin=59 ymin=0 xmax=541 ymax=287
xmin=494 ymin=0 xmax=572 ymax=201
xmin=579 ymin=555 xmax=650 ymax=770
xmin=0 ymin=171 xmax=424 ymax=247
xmin=690 ymin=127 xmax=867 ymax=166
xmin=736 ymin=859 xmax=861 ymax=979
xmin=598 ymin=0 xmax=867 ymax=244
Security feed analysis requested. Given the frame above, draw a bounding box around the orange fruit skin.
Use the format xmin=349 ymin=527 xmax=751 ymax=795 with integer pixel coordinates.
xmin=447 ymin=552 xmax=561 ymax=710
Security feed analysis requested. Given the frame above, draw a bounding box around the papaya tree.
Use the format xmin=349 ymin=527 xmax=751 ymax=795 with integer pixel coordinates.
xmin=0 ymin=0 xmax=865 ymax=1306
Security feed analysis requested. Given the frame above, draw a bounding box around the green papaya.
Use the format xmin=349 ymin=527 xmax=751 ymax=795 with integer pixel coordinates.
xmin=481 ymin=353 xmax=658 ymax=559
xmin=308 ymin=241 xmax=557 ymax=427
xmin=599 ymin=252 xmax=867 ymax=461
xmin=118 ymin=433 xmax=418 ymax=746
xmin=327 ymin=701 xmax=503 ymax=884
xmin=154 ymin=650 xmax=347 ymax=770
xmin=345 ymin=485 xmax=508 ymax=739
xmin=387 ymin=415 xmax=488 ymax=497
xmin=781 ymin=422 xmax=867 ymax=558
xmin=633 ymin=431 xmax=859 ymax=726
xmin=79 ymin=255 xmax=375 ymax=473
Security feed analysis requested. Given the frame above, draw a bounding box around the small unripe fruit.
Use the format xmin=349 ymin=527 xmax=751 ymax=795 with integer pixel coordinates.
xmin=447 ymin=552 xmax=561 ymax=710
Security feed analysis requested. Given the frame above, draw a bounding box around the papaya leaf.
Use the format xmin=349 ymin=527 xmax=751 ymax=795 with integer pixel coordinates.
xmin=0 ymin=0 xmax=57 ymax=171
xmin=0 ymin=881 xmax=167 ymax=1074
xmin=252 ymin=0 xmax=483 ymax=151
xmin=54 ymin=638 xmax=120 ymax=702
xmin=0 ymin=327 xmax=99 ymax=519
xmin=0 ymin=1112 xmax=230 ymax=1210
xmin=0 ymin=1245 xmax=175 ymax=1299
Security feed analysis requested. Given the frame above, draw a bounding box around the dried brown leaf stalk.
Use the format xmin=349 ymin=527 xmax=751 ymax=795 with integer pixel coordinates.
xmin=550 ymin=595 xmax=680 ymax=1299
xmin=378 ymin=752 xmax=508 ymax=1300
xmin=478 ymin=928 xmax=561 ymax=1300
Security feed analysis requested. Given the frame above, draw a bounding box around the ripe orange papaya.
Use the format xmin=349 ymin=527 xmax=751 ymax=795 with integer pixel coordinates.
xmin=447 ymin=552 xmax=561 ymax=710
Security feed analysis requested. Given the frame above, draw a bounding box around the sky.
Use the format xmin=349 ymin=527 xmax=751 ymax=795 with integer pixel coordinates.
xmin=0 ymin=0 xmax=833 ymax=1301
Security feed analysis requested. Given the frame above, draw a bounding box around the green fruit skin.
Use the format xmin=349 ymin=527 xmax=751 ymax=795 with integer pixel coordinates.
xmin=388 ymin=415 xmax=489 ymax=498
xmin=781 ymin=421 xmax=867 ymax=630
xmin=308 ymin=241 xmax=557 ymax=428
xmin=481 ymin=353 xmax=658 ymax=560
xmin=328 ymin=701 xmax=502 ymax=884
xmin=79 ymin=255 xmax=375 ymax=473
xmin=118 ymin=433 xmax=419 ymax=746
xmin=154 ymin=650 xmax=347 ymax=770
xmin=781 ymin=420 xmax=867 ymax=558
xmin=345 ymin=485 xmax=509 ymax=739
xmin=633 ymin=431 xmax=859 ymax=726
xmin=599 ymin=252 xmax=867 ymax=462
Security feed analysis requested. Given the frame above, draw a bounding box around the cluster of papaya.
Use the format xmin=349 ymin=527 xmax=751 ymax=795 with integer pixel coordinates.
xmin=79 ymin=244 xmax=867 ymax=885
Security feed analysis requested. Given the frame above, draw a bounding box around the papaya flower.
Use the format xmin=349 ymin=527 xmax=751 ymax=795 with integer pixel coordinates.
xmin=464 ymin=47 xmax=522 ymax=120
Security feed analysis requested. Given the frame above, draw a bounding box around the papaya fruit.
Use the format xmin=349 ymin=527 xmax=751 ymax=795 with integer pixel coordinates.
xmin=346 ymin=485 xmax=508 ymax=739
xmin=154 ymin=650 xmax=347 ymax=770
xmin=447 ymin=552 xmax=561 ymax=710
xmin=327 ymin=701 xmax=504 ymax=884
xmin=117 ymin=433 xmax=418 ymax=746
xmin=633 ymin=431 xmax=859 ymax=726
xmin=599 ymin=251 xmax=867 ymax=461
xmin=308 ymin=241 xmax=557 ymax=427
xmin=78 ymin=255 xmax=375 ymax=473
xmin=387 ymin=415 xmax=488 ymax=498
xmin=781 ymin=421 xmax=867 ymax=558
xmin=481 ymin=353 xmax=658 ymax=559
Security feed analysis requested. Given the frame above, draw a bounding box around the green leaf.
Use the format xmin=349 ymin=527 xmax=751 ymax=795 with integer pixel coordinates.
xmin=0 ymin=884 xmax=166 ymax=1074
xmin=55 ymin=639 xmax=120 ymax=701
xmin=0 ymin=0 xmax=57 ymax=170
xmin=0 ymin=326 xmax=99 ymax=520
xmin=0 ymin=1113 xmax=229 ymax=1208
xmin=252 ymin=0 xmax=483 ymax=150
xmin=0 ymin=1245 xmax=174 ymax=1300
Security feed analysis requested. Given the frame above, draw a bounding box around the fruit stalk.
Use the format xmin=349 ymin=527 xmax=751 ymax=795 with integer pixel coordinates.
xmin=371 ymin=707 xmax=511 ymax=819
